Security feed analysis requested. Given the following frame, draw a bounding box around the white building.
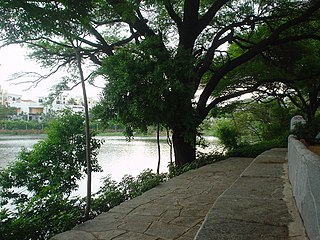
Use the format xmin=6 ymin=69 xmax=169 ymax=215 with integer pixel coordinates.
xmin=9 ymin=99 xmax=44 ymax=121
xmin=2 ymin=85 xmax=97 ymax=120
xmin=0 ymin=85 xmax=6 ymax=105
xmin=38 ymin=93 xmax=97 ymax=115
xmin=0 ymin=85 xmax=22 ymax=106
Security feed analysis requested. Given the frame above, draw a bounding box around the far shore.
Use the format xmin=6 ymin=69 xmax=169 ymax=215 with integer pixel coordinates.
xmin=0 ymin=129 xmax=45 ymax=135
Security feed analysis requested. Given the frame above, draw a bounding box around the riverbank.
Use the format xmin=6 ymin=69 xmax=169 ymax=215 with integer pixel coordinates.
xmin=0 ymin=130 xmax=166 ymax=138
xmin=0 ymin=129 xmax=45 ymax=135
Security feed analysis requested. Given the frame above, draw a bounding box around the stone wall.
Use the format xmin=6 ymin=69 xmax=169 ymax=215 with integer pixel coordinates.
xmin=288 ymin=135 xmax=320 ymax=240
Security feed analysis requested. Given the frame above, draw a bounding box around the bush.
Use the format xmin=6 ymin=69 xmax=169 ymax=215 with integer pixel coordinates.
xmin=1 ymin=112 xmax=167 ymax=239
xmin=91 ymin=169 xmax=166 ymax=215
xmin=0 ymin=111 xmax=102 ymax=239
xmin=214 ymin=119 xmax=240 ymax=150
xmin=228 ymin=139 xmax=288 ymax=158
xmin=291 ymin=120 xmax=320 ymax=145
xmin=168 ymin=150 xmax=226 ymax=178
xmin=0 ymin=120 xmax=47 ymax=131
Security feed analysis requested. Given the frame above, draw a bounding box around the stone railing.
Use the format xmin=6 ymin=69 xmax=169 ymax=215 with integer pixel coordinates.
xmin=288 ymin=135 xmax=320 ymax=240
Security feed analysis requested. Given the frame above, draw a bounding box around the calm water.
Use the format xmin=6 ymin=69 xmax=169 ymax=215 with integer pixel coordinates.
xmin=0 ymin=135 xmax=219 ymax=197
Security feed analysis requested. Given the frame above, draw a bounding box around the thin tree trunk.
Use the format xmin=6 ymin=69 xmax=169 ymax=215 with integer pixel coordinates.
xmin=157 ymin=123 xmax=161 ymax=174
xmin=166 ymin=128 xmax=173 ymax=164
xmin=74 ymin=47 xmax=92 ymax=220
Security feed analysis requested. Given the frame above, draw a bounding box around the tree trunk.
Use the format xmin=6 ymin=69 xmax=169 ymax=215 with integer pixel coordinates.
xmin=166 ymin=128 xmax=173 ymax=164
xmin=156 ymin=123 xmax=161 ymax=174
xmin=172 ymin=127 xmax=196 ymax=167
xmin=74 ymin=47 xmax=92 ymax=220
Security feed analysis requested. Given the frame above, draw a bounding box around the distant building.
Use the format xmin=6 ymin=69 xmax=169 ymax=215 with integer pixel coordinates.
xmin=0 ymin=85 xmax=6 ymax=105
xmin=0 ymin=84 xmax=22 ymax=106
xmin=10 ymin=99 xmax=44 ymax=121
xmin=2 ymin=85 xmax=97 ymax=121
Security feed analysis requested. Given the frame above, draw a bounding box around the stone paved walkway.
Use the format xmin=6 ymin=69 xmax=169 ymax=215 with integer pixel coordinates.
xmin=51 ymin=148 xmax=307 ymax=240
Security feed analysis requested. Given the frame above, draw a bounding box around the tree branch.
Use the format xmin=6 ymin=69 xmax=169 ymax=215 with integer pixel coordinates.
xmin=198 ymin=0 xmax=229 ymax=34
xmin=201 ymin=82 xmax=261 ymax=119
xmin=197 ymin=1 xmax=320 ymax=115
xmin=164 ymin=0 xmax=182 ymax=28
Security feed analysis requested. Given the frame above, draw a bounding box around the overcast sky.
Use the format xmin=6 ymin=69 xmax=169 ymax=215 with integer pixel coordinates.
xmin=0 ymin=44 xmax=103 ymax=101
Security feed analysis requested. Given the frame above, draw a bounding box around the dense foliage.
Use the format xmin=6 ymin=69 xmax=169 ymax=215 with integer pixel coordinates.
xmin=213 ymin=99 xmax=295 ymax=151
xmin=0 ymin=120 xmax=47 ymax=131
xmin=214 ymin=118 xmax=240 ymax=150
xmin=0 ymin=111 xmax=169 ymax=239
xmin=0 ymin=167 xmax=165 ymax=240
xmin=229 ymin=139 xmax=288 ymax=158
xmin=225 ymin=39 xmax=320 ymax=124
xmin=291 ymin=117 xmax=320 ymax=145
xmin=0 ymin=111 xmax=103 ymax=239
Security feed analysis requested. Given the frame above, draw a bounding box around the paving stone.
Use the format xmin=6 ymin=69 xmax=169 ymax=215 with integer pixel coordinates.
xmin=51 ymin=230 xmax=96 ymax=240
xmin=196 ymin=219 xmax=289 ymax=239
xmin=144 ymin=221 xmax=189 ymax=239
xmin=195 ymin=149 xmax=306 ymax=240
xmin=243 ymin=162 xmax=285 ymax=178
xmin=169 ymin=216 xmax=203 ymax=227
xmin=117 ymin=214 xmax=156 ymax=232
xmin=73 ymin=217 xmax=121 ymax=232
xmin=223 ymin=176 xmax=284 ymax=200
xmin=207 ymin=197 xmax=292 ymax=226
xmin=112 ymin=231 xmax=158 ymax=240
xmin=176 ymin=223 xmax=203 ymax=239
xmin=91 ymin=230 xmax=126 ymax=240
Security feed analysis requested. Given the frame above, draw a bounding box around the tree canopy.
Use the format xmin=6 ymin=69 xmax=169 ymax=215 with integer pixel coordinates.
xmin=227 ymin=38 xmax=320 ymax=123
xmin=0 ymin=0 xmax=319 ymax=165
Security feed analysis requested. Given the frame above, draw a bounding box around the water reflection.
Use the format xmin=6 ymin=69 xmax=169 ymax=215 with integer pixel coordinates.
xmin=79 ymin=136 xmax=173 ymax=196
xmin=0 ymin=135 xmax=219 ymax=197
xmin=0 ymin=135 xmax=173 ymax=196
xmin=0 ymin=135 xmax=46 ymax=167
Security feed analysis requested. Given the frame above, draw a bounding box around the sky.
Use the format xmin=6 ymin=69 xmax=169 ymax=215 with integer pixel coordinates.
xmin=0 ymin=44 xmax=103 ymax=101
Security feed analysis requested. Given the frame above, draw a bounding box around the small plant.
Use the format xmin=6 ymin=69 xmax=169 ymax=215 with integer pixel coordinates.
xmin=91 ymin=169 xmax=166 ymax=216
xmin=168 ymin=151 xmax=226 ymax=178
xmin=228 ymin=139 xmax=287 ymax=158
xmin=291 ymin=120 xmax=320 ymax=145
xmin=214 ymin=119 xmax=240 ymax=150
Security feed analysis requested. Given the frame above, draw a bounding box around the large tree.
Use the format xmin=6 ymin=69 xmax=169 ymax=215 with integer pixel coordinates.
xmin=0 ymin=0 xmax=319 ymax=166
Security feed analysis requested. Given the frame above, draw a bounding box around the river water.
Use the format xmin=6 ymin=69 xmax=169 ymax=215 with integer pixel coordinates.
xmin=0 ymin=135 xmax=219 ymax=197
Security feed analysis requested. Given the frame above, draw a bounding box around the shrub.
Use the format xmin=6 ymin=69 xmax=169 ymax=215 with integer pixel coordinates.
xmin=228 ymin=139 xmax=287 ymax=158
xmin=168 ymin=150 xmax=226 ymax=178
xmin=214 ymin=119 xmax=240 ymax=150
xmin=91 ymin=169 xmax=165 ymax=216
xmin=0 ymin=111 xmax=102 ymax=239
xmin=291 ymin=120 xmax=320 ymax=145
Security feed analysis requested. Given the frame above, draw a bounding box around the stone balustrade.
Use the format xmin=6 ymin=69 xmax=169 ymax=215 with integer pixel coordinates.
xmin=288 ymin=135 xmax=320 ymax=240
